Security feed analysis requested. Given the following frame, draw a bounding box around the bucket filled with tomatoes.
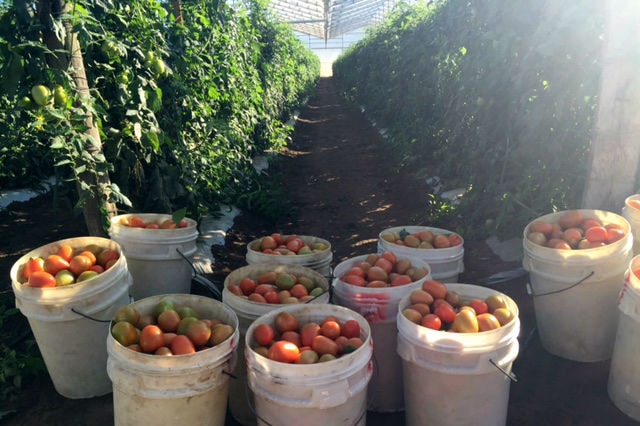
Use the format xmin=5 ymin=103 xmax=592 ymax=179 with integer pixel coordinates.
xmin=246 ymin=233 xmax=333 ymax=277
xmin=522 ymin=209 xmax=633 ymax=362
xmin=397 ymin=281 xmax=520 ymax=426
xmin=331 ymin=251 xmax=431 ymax=412
xmin=108 ymin=213 xmax=199 ymax=299
xmin=378 ymin=225 xmax=464 ymax=283
xmin=245 ymin=303 xmax=373 ymax=426
xmin=10 ymin=236 xmax=132 ymax=399
xmin=107 ymin=293 xmax=239 ymax=426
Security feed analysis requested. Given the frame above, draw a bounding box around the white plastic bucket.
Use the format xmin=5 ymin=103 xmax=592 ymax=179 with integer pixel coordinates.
xmin=397 ymin=283 xmax=520 ymax=426
xmin=378 ymin=226 xmax=464 ymax=282
xmin=245 ymin=303 xmax=373 ymax=426
xmin=107 ymin=293 xmax=239 ymax=426
xmin=10 ymin=236 xmax=132 ymax=399
xmin=622 ymin=194 xmax=640 ymax=256
xmin=608 ymin=255 xmax=640 ymax=420
xmin=522 ymin=209 xmax=633 ymax=362
xmin=222 ymin=263 xmax=331 ymax=426
xmin=109 ymin=213 xmax=198 ymax=299
xmin=332 ymin=254 xmax=431 ymax=412
xmin=246 ymin=235 xmax=333 ymax=277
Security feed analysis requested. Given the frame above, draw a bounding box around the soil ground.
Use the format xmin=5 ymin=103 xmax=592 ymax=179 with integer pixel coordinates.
xmin=0 ymin=77 xmax=637 ymax=425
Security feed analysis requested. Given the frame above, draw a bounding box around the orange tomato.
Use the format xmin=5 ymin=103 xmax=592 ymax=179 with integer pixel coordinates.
xmin=139 ymin=325 xmax=165 ymax=353
xmin=56 ymin=245 xmax=74 ymax=262
xmin=468 ymin=298 xmax=489 ymax=315
xmin=584 ymin=226 xmax=607 ymax=243
xmin=22 ymin=257 xmax=45 ymax=280
xmin=127 ymin=215 xmax=147 ymax=228
xmin=78 ymin=250 xmax=97 ymax=265
xmin=159 ymin=219 xmax=177 ymax=229
xmin=27 ymin=270 xmax=57 ymax=287
xmin=185 ymin=320 xmax=212 ymax=347
xmin=267 ymin=340 xmax=300 ymax=363
xmin=69 ymin=255 xmax=93 ymax=276
xmin=628 ymin=199 xmax=640 ymax=211
xmin=320 ymin=319 xmax=341 ymax=340
xmin=311 ymin=335 xmax=338 ymax=356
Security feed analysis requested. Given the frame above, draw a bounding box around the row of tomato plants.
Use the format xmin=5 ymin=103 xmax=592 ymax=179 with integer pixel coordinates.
xmin=0 ymin=0 xmax=319 ymax=219
xmin=333 ymin=0 xmax=604 ymax=239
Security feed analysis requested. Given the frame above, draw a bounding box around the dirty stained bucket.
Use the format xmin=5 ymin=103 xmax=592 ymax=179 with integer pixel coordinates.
xmin=332 ymin=254 xmax=431 ymax=412
xmin=378 ymin=226 xmax=464 ymax=282
xmin=608 ymin=254 xmax=640 ymax=421
xmin=109 ymin=213 xmax=198 ymax=299
xmin=522 ymin=209 xmax=633 ymax=362
xmin=246 ymin=234 xmax=333 ymax=277
xmin=397 ymin=283 xmax=520 ymax=426
xmin=107 ymin=294 xmax=239 ymax=426
xmin=245 ymin=303 xmax=373 ymax=426
xmin=622 ymin=194 xmax=640 ymax=256
xmin=10 ymin=237 xmax=132 ymax=399
xmin=222 ymin=263 xmax=331 ymax=426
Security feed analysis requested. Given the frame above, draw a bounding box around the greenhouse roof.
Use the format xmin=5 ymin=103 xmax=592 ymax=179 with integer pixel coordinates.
xmin=268 ymin=0 xmax=404 ymax=40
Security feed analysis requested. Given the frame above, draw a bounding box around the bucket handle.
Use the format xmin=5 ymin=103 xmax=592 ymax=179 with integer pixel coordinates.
xmin=70 ymin=308 xmax=112 ymax=323
xmin=526 ymin=270 xmax=595 ymax=297
xmin=176 ymin=248 xmax=222 ymax=300
xmin=489 ymin=358 xmax=518 ymax=382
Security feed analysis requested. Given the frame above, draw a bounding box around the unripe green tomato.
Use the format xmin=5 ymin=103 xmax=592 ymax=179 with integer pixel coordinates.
xmin=31 ymin=85 xmax=51 ymax=106
xmin=53 ymin=85 xmax=67 ymax=107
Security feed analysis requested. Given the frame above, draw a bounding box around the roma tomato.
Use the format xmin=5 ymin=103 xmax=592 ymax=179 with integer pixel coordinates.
xmin=22 ymin=257 xmax=45 ymax=280
xmin=56 ymin=245 xmax=74 ymax=262
xmin=253 ymin=323 xmax=275 ymax=346
xmin=267 ymin=340 xmax=300 ymax=363
xmin=341 ymin=319 xmax=361 ymax=339
xmin=43 ymin=254 xmax=71 ymax=276
xmin=27 ymin=270 xmax=56 ymax=287
xmin=170 ymin=335 xmax=196 ymax=355
xmin=274 ymin=311 xmax=299 ymax=333
xmin=139 ymin=325 xmax=165 ymax=353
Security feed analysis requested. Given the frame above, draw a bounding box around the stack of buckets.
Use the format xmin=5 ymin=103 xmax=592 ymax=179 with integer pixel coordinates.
xmin=108 ymin=213 xmax=199 ymax=299
xmin=522 ymin=209 xmax=633 ymax=362
xmin=10 ymin=237 xmax=132 ymax=399
xmin=223 ymin=262 xmax=331 ymax=426
xmin=377 ymin=225 xmax=465 ymax=283
xmin=331 ymin=254 xmax=431 ymax=413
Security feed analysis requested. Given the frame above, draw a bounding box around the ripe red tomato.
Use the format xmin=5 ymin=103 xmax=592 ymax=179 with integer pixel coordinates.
xmin=289 ymin=284 xmax=308 ymax=299
xmin=267 ymin=340 xmax=300 ymax=363
xmin=170 ymin=334 xmax=196 ymax=355
xmin=227 ymin=284 xmax=243 ymax=296
xmin=606 ymin=227 xmax=625 ymax=244
xmin=263 ymin=291 xmax=280 ymax=304
xmin=341 ymin=319 xmax=360 ymax=339
xmin=421 ymin=314 xmax=442 ymax=330
xmin=139 ymin=325 xmax=165 ymax=353
xmin=434 ymin=302 xmax=456 ymax=324
xmin=239 ymin=278 xmax=257 ymax=296
xmin=253 ymin=323 xmax=275 ymax=346
xmin=280 ymin=330 xmax=302 ymax=347
xmin=468 ymin=299 xmax=489 ymax=315
xmin=159 ymin=219 xmax=177 ymax=229
xmin=27 ymin=270 xmax=57 ymax=287
xmin=97 ymin=249 xmax=120 ymax=268
xmin=584 ymin=226 xmax=607 ymax=243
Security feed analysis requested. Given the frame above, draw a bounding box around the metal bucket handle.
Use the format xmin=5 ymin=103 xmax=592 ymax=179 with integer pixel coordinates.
xmin=526 ymin=270 xmax=595 ymax=297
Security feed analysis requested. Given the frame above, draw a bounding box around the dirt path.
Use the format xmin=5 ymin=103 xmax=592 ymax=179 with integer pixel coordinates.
xmin=1 ymin=77 xmax=637 ymax=425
